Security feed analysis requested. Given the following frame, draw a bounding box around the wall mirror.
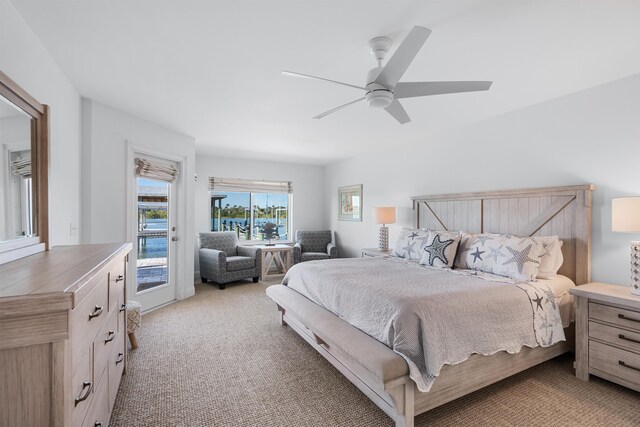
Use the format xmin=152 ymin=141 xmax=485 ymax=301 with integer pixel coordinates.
xmin=0 ymin=70 xmax=49 ymax=264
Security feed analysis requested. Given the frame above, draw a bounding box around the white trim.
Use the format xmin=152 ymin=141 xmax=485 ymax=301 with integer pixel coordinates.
xmin=126 ymin=141 xmax=191 ymax=308
xmin=141 ymin=299 xmax=176 ymax=315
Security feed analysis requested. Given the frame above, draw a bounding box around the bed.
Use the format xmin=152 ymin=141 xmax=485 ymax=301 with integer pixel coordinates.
xmin=266 ymin=184 xmax=594 ymax=427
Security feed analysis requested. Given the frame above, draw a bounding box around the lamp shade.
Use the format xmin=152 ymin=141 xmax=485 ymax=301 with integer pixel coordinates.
xmin=374 ymin=207 xmax=396 ymax=225
xmin=612 ymin=197 xmax=640 ymax=232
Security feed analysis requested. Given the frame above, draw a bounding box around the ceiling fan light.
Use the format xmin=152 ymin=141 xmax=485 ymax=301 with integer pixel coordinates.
xmin=366 ymin=90 xmax=393 ymax=108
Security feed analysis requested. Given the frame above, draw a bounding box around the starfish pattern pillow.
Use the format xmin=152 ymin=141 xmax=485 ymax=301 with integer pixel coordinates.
xmin=458 ymin=233 xmax=545 ymax=281
xmin=419 ymin=231 xmax=461 ymax=268
xmin=454 ymin=232 xmax=477 ymax=269
xmin=393 ymin=229 xmax=430 ymax=261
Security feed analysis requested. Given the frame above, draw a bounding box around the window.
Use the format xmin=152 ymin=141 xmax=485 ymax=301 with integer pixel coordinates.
xmin=209 ymin=178 xmax=293 ymax=242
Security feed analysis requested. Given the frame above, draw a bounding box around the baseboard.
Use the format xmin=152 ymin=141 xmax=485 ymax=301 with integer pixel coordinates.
xmin=183 ymin=283 xmax=196 ymax=299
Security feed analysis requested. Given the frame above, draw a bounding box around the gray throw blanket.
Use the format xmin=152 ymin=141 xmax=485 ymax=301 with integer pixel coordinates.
xmin=282 ymin=257 xmax=565 ymax=392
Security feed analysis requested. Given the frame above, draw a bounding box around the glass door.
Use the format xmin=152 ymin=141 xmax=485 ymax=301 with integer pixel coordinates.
xmin=134 ymin=175 xmax=177 ymax=311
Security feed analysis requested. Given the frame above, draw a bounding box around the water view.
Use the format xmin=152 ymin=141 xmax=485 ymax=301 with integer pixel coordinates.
xmin=137 ymin=178 xmax=169 ymax=291
xmin=138 ymin=218 xmax=168 ymax=259
xmin=211 ymin=191 xmax=289 ymax=241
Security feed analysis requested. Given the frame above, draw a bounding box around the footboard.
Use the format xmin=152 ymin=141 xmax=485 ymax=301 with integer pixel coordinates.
xmin=266 ymin=284 xmax=416 ymax=427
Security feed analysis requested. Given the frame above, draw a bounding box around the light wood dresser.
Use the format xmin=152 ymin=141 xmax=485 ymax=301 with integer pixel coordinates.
xmin=570 ymin=282 xmax=640 ymax=391
xmin=0 ymin=243 xmax=132 ymax=427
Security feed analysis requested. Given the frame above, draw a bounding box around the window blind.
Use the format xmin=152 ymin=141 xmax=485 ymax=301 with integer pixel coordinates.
xmin=135 ymin=158 xmax=178 ymax=182
xmin=209 ymin=177 xmax=293 ymax=194
xmin=10 ymin=152 xmax=31 ymax=177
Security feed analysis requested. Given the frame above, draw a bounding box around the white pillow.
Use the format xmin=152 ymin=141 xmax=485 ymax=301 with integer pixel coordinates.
xmin=393 ymin=229 xmax=430 ymax=261
xmin=457 ymin=233 xmax=545 ymax=282
xmin=532 ymin=236 xmax=564 ymax=279
xmin=419 ymin=231 xmax=461 ymax=269
xmin=454 ymin=232 xmax=478 ymax=269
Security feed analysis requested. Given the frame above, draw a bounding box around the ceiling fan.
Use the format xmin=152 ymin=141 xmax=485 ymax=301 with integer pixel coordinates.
xmin=282 ymin=26 xmax=492 ymax=124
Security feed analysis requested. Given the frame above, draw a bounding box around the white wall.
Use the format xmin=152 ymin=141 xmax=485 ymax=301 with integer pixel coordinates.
xmin=0 ymin=0 xmax=82 ymax=245
xmin=194 ymin=155 xmax=325 ymax=273
xmin=82 ymin=99 xmax=196 ymax=297
xmin=325 ymin=73 xmax=640 ymax=287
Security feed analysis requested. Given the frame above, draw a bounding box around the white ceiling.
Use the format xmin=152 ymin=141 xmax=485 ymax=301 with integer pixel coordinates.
xmin=11 ymin=0 xmax=640 ymax=165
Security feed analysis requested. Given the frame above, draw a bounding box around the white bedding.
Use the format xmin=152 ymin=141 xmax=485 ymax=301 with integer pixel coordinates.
xmin=538 ymin=274 xmax=575 ymax=327
xmin=282 ymin=257 xmax=571 ymax=392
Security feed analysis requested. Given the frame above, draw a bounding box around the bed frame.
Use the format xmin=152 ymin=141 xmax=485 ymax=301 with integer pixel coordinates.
xmin=268 ymin=184 xmax=594 ymax=427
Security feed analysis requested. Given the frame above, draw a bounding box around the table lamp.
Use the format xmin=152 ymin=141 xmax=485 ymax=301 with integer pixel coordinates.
xmin=612 ymin=197 xmax=640 ymax=295
xmin=374 ymin=207 xmax=396 ymax=251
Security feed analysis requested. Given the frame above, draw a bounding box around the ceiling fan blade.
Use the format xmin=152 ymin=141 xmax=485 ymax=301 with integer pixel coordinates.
xmin=282 ymin=70 xmax=367 ymax=91
xmin=313 ymin=97 xmax=366 ymax=119
xmin=384 ymin=100 xmax=411 ymax=124
xmin=375 ymin=26 xmax=431 ymax=89
xmin=394 ymin=81 xmax=493 ymax=99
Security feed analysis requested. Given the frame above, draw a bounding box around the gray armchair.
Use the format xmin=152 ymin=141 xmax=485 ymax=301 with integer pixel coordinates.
xmin=198 ymin=232 xmax=262 ymax=290
xmin=293 ymin=230 xmax=337 ymax=264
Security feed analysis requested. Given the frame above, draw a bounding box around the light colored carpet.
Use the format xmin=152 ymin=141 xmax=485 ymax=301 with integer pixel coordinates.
xmin=111 ymin=278 xmax=640 ymax=427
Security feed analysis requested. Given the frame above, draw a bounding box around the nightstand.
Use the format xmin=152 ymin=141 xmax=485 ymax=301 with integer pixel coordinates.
xmin=361 ymin=248 xmax=393 ymax=258
xmin=569 ymin=283 xmax=640 ymax=391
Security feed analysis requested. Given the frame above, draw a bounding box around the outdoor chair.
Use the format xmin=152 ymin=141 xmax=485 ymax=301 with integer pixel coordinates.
xmin=198 ymin=231 xmax=261 ymax=289
xmin=293 ymin=230 xmax=337 ymax=264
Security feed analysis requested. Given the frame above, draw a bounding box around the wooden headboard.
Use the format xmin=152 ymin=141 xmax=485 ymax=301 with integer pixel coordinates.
xmin=411 ymin=184 xmax=595 ymax=285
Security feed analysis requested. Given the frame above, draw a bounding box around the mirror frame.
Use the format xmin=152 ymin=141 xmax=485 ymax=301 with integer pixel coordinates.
xmin=0 ymin=70 xmax=49 ymax=264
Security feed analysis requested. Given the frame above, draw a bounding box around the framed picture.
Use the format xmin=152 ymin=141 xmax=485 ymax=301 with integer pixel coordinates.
xmin=338 ymin=184 xmax=363 ymax=221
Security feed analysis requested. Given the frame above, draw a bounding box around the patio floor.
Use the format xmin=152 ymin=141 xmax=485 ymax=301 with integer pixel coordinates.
xmin=137 ymin=257 xmax=167 ymax=292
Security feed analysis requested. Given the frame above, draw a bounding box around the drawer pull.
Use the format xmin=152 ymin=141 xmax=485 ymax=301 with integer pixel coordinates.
xmin=619 ymin=333 xmax=640 ymax=345
xmin=95 ymin=423 xmax=102 ymax=427
xmin=115 ymin=274 xmax=124 ymax=283
xmin=618 ymin=313 xmax=640 ymax=323
xmin=119 ymin=303 xmax=127 ymax=313
xmin=105 ymin=331 xmax=116 ymax=344
xmin=74 ymin=381 xmax=92 ymax=406
xmin=88 ymin=305 xmax=103 ymax=320
xmin=115 ymin=352 xmax=124 ymax=365
xmin=619 ymin=360 xmax=640 ymax=372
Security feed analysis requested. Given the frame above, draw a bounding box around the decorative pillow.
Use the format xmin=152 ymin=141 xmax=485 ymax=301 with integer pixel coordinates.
xmin=532 ymin=236 xmax=564 ymax=279
xmin=419 ymin=231 xmax=461 ymax=268
xmin=454 ymin=232 xmax=477 ymax=269
xmin=393 ymin=229 xmax=430 ymax=261
xmin=457 ymin=233 xmax=545 ymax=281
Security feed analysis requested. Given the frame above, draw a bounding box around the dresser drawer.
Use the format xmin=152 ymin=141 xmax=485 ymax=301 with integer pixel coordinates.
xmin=70 ymin=274 xmax=110 ymax=372
xmin=71 ymin=347 xmax=94 ymax=427
xmin=589 ymin=302 xmax=640 ymax=332
xmin=589 ymin=321 xmax=640 ymax=353
xmin=108 ymin=258 xmax=126 ymax=312
xmin=109 ymin=331 xmax=126 ymax=409
xmin=93 ymin=307 xmax=119 ymax=386
xmin=589 ymin=340 xmax=640 ymax=385
xmin=81 ymin=368 xmax=110 ymax=427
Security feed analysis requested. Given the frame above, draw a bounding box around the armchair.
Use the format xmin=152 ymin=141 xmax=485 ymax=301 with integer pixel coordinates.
xmin=293 ymin=230 xmax=337 ymax=264
xmin=198 ymin=232 xmax=261 ymax=290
